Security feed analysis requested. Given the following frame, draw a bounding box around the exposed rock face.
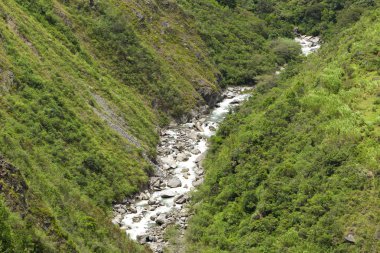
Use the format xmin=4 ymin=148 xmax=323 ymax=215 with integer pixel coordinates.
xmin=0 ymin=156 xmax=28 ymax=216
xmin=112 ymin=87 xmax=252 ymax=252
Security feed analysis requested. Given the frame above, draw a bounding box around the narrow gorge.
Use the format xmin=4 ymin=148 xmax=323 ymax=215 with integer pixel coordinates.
xmin=113 ymin=36 xmax=320 ymax=252
xmin=1 ymin=1 xmax=378 ymax=252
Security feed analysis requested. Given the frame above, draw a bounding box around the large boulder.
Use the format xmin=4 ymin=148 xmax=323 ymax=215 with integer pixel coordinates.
xmin=192 ymin=178 xmax=204 ymax=187
xmin=155 ymin=213 xmax=167 ymax=225
xmin=161 ymin=156 xmax=177 ymax=169
xmin=167 ymin=177 xmax=182 ymax=188
xmin=174 ymin=194 xmax=188 ymax=204
xmin=176 ymin=153 xmax=189 ymax=162
xmin=161 ymin=190 xmax=176 ymax=198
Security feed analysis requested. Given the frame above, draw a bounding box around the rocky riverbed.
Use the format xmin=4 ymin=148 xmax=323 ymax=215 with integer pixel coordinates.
xmin=295 ymin=35 xmax=321 ymax=55
xmin=112 ymin=34 xmax=321 ymax=253
xmin=112 ymin=87 xmax=251 ymax=252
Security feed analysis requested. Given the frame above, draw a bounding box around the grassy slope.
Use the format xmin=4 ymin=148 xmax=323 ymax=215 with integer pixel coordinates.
xmin=186 ymin=7 xmax=380 ymax=253
xmin=0 ymin=0 xmax=220 ymax=251
xmin=177 ymin=0 xmax=278 ymax=86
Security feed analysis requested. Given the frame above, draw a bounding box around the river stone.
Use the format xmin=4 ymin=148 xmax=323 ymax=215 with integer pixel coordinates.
xmin=175 ymin=144 xmax=185 ymax=151
xmin=195 ymin=122 xmax=204 ymax=132
xmin=156 ymin=213 xmax=167 ymax=225
xmin=192 ymin=178 xmax=204 ymax=187
xmin=152 ymin=179 xmax=161 ymax=187
xmin=195 ymin=153 xmax=206 ymax=163
xmin=209 ymin=126 xmax=216 ymax=131
xmin=147 ymin=236 xmax=157 ymax=242
xmin=189 ymin=131 xmax=198 ymax=140
xmin=161 ymin=191 xmax=176 ymax=198
xmin=161 ymin=156 xmax=177 ymax=168
xmin=137 ymin=235 xmax=147 ymax=244
xmin=181 ymin=168 xmax=189 ymax=173
xmin=176 ymin=153 xmax=188 ymax=162
xmin=129 ymin=206 xmax=137 ymax=213
xmin=185 ymin=123 xmax=194 ymax=128
xmin=191 ymin=148 xmax=201 ymax=155
xmin=167 ymin=177 xmax=182 ymax=188
xmin=195 ymin=168 xmax=204 ymax=176
xmin=133 ymin=216 xmax=142 ymax=223
xmin=139 ymin=193 xmax=149 ymax=200
xmin=174 ymin=194 xmax=187 ymax=204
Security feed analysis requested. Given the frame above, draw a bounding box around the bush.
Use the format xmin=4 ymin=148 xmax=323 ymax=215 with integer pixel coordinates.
xmin=271 ymin=38 xmax=301 ymax=65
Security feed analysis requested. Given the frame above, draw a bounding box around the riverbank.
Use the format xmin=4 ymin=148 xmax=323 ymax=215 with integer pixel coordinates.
xmin=112 ymin=87 xmax=251 ymax=252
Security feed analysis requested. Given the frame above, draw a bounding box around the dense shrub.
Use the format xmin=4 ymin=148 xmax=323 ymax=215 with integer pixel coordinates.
xmin=271 ymin=38 xmax=302 ymax=65
xmin=185 ymin=7 xmax=380 ymax=253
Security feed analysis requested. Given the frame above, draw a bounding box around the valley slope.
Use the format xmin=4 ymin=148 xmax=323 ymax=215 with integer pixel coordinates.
xmin=185 ymin=5 xmax=380 ymax=253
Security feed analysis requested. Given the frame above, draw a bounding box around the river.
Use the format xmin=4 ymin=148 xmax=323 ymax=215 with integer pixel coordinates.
xmin=112 ymin=34 xmax=320 ymax=253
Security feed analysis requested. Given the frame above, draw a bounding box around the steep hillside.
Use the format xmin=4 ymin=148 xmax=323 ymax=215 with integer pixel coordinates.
xmin=0 ymin=0 xmax=222 ymax=251
xmin=185 ymin=6 xmax=380 ymax=253
xmin=1 ymin=0 xmax=378 ymax=252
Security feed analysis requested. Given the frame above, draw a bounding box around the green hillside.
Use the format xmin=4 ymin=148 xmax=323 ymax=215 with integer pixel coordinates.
xmin=0 ymin=0 xmax=221 ymax=251
xmin=185 ymin=5 xmax=380 ymax=253
xmin=0 ymin=0 xmax=379 ymax=252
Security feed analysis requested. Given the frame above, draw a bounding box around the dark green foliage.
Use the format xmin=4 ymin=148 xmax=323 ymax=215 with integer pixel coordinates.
xmin=185 ymin=6 xmax=380 ymax=253
xmin=271 ymin=38 xmax=302 ymax=65
xmin=217 ymin=0 xmax=237 ymax=8
xmin=241 ymin=0 xmax=377 ymax=36
xmin=178 ymin=0 xmax=277 ymax=86
xmin=0 ymin=0 xmax=218 ymax=251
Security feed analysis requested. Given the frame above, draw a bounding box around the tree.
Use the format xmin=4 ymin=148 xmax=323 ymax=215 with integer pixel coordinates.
xmin=217 ymin=0 xmax=237 ymax=8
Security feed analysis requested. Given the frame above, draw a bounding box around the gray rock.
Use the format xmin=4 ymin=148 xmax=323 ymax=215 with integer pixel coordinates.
xmin=132 ymin=216 xmax=142 ymax=223
xmin=189 ymin=131 xmax=198 ymax=140
xmin=161 ymin=156 xmax=177 ymax=169
xmin=136 ymin=235 xmax=147 ymax=244
xmin=191 ymin=149 xmax=201 ymax=155
xmin=155 ymin=213 xmax=167 ymax=225
xmin=195 ymin=122 xmax=204 ymax=132
xmin=344 ymin=233 xmax=356 ymax=244
xmin=129 ymin=206 xmax=137 ymax=213
xmin=147 ymin=235 xmax=157 ymax=242
xmin=161 ymin=191 xmax=176 ymax=198
xmin=176 ymin=153 xmax=189 ymax=162
xmin=139 ymin=193 xmax=149 ymax=200
xmin=174 ymin=194 xmax=187 ymax=204
xmin=167 ymin=177 xmax=182 ymax=188
xmin=195 ymin=153 xmax=206 ymax=163
xmin=192 ymin=178 xmax=204 ymax=187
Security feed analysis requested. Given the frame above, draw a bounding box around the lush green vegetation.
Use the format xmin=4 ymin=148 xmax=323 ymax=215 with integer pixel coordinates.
xmin=237 ymin=0 xmax=377 ymax=36
xmin=185 ymin=6 xmax=380 ymax=253
xmin=0 ymin=0 xmax=222 ymax=251
xmin=178 ymin=0 xmax=278 ymax=86
xmin=1 ymin=0 xmax=379 ymax=252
